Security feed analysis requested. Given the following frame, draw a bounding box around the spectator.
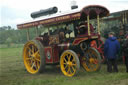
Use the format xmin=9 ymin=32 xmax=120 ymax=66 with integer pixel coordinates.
xmin=104 ymin=32 xmax=120 ymax=72
xmin=122 ymin=34 xmax=128 ymax=72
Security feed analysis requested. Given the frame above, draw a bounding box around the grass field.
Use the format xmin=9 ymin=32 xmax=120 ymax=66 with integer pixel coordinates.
xmin=0 ymin=46 xmax=128 ymax=85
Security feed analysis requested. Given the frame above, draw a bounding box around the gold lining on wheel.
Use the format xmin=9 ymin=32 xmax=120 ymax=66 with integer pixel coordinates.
xmin=23 ymin=41 xmax=41 ymax=74
xmin=60 ymin=51 xmax=77 ymax=77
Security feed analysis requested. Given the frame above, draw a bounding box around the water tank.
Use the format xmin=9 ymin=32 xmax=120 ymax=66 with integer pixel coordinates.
xmin=31 ymin=6 xmax=58 ymax=18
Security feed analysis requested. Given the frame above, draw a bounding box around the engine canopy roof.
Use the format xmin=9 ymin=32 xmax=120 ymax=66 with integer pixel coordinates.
xmin=17 ymin=5 xmax=109 ymax=29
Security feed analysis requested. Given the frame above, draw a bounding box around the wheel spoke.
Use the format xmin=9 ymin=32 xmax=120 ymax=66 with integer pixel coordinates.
xmin=64 ymin=58 xmax=68 ymax=63
xmin=67 ymin=66 xmax=71 ymax=74
xmin=35 ymin=53 xmax=40 ymax=59
xmin=72 ymin=58 xmax=75 ymax=62
xmin=35 ymin=61 xmax=40 ymax=69
xmin=87 ymin=63 xmax=91 ymax=69
xmin=27 ymin=47 xmax=33 ymax=53
xmin=71 ymin=66 xmax=76 ymax=72
xmin=34 ymin=50 xmax=39 ymax=57
xmin=91 ymin=51 xmax=97 ymax=58
xmin=89 ymin=64 xmax=94 ymax=68
xmin=94 ymin=59 xmax=98 ymax=64
xmin=26 ymin=57 xmax=32 ymax=60
xmin=63 ymin=62 xmax=67 ymax=64
xmin=32 ymin=45 xmax=35 ymax=53
xmin=88 ymin=53 xmax=93 ymax=58
xmin=29 ymin=59 xmax=33 ymax=65
xmin=28 ymin=51 xmax=33 ymax=57
xmin=31 ymin=62 xmax=35 ymax=69
xmin=34 ymin=57 xmax=40 ymax=62
xmin=92 ymin=54 xmax=97 ymax=59
xmin=68 ymin=54 xmax=71 ymax=61
xmin=64 ymin=64 xmax=68 ymax=69
xmin=72 ymin=64 xmax=76 ymax=66
xmin=85 ymin=53 xmax=90 ymax=60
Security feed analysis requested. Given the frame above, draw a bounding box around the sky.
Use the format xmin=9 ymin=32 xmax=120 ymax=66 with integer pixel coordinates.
xmin=0 ymin=0 xmax=128 ymax=29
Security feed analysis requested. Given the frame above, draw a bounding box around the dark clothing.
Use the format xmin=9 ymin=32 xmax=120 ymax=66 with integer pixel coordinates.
xmin=125 ymin=57 xmax=128 ymax=72
xmin=122 ymin=39 xmax=128 ymax=72
xmin=107 ymin=59 xmax=118 ymax=72
xmin=104 ymin=37 xmax=120 ymax=59
xmin=122 ymin=39 xmax=128 ymax=57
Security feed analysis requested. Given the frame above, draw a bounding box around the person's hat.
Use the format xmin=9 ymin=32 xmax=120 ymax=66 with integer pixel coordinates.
xmin=109 ymin=32 xmax=115 ymax=35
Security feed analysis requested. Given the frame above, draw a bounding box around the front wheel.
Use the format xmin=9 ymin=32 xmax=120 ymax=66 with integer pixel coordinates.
xmin=60 ymin=50 xmax=80 ymax=77
xmin=23 ymin=40 xmax=45 ymax=74
xmin=81 ymin=47 xmax=101 ymax=72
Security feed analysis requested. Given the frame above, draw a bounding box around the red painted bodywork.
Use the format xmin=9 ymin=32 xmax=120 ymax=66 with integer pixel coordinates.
xmin=44 ymin=45 xmax=59 ymax=64
xmin=73 ymin=37 xmax=88 ymax=45
xmin=90 ymin=39 xmax=105 ymax=62
xmin=52 ymin=45 xmax=59 ymax=63
xmin=45 ymin=47 xmax=53 ymax=63
xmin=73 ymin=34 xmax=99 ymax=45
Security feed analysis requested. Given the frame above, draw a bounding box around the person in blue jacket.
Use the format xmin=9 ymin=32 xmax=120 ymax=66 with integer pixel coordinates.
xmin=104 ymin=32 xmax=120 ymax=72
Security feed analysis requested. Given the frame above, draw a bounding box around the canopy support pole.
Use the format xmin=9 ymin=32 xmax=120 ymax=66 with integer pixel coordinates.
xmin=87 ymin=15 xmax=90 ymax=36
xmin=36 ymin=27 xmax=38 ymax=37
xmin=125 ymin=12 xmax=127 ymax=24
xmin=97 ymin=14 xmax=100 ymax=35
xmin=122 ymin=13 xmax=125 ymax=25
xmin=48 ymin=27 xmax=50 ymax=35
xmin=27 ymin=29 xmax=30 ymax=41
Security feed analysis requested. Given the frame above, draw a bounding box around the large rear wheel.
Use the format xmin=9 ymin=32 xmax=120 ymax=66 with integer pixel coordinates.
xmin=60 ymin=50 xmax=80 ymax=77
xmin=81 ymin=47 xmax=101 ymax=72
xmin=23 ymin=40 xmax=45 ymax=74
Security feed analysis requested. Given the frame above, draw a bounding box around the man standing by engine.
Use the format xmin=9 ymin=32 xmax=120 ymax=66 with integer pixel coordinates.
xmin=104 ymin=32 xmax=120 ymax=73
xmin=122 ymin=34 xmax=128 ymax=72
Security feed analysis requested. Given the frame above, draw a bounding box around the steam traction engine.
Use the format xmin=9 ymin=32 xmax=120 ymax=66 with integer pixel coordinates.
xmin=17 ymin=5 xmax=109 ymax=77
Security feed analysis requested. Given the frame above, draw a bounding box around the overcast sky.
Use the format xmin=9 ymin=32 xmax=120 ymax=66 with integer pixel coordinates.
xmin=0 ymin=0 xmax=128 ymax=29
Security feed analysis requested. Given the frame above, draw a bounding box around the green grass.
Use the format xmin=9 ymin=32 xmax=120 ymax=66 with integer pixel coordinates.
xmin=0 ymin=44 xmax=24 ymax=48
xmin=0 ymin=47 xmax=128 ymax=85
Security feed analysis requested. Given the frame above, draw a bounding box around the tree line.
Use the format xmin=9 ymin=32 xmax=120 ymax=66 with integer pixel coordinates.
xmin=0 ymin=26 xmax=38 ymax=46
